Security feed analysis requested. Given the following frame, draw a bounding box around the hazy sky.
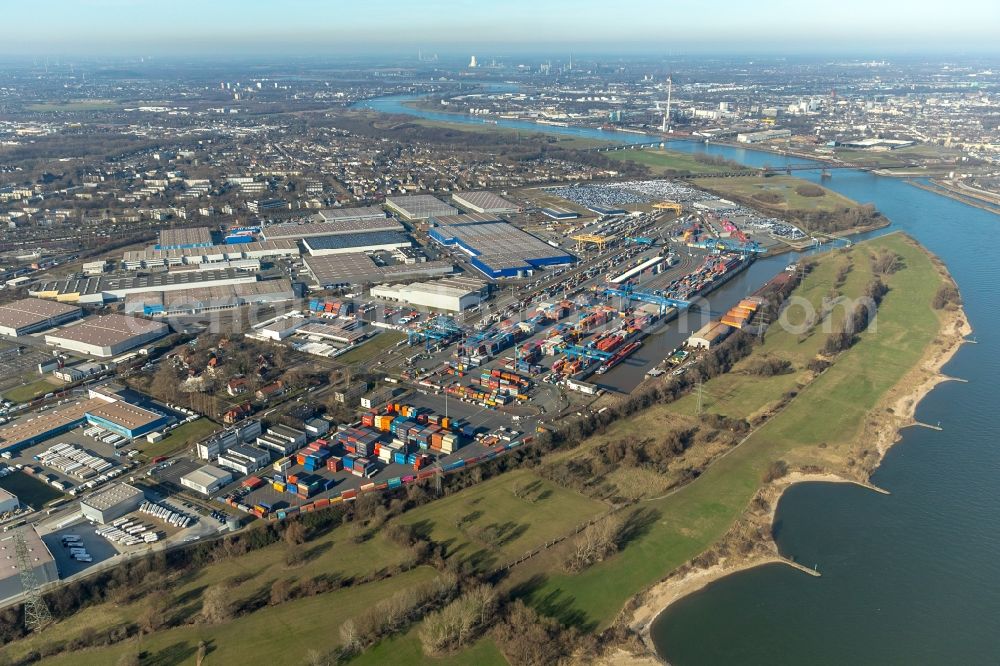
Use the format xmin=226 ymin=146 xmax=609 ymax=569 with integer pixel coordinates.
xmin=2 ymin=0 xmax=998 ymax=56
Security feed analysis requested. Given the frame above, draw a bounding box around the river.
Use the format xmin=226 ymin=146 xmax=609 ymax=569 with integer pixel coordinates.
xmin=357 ymin=94 xmax=1000 ymax=664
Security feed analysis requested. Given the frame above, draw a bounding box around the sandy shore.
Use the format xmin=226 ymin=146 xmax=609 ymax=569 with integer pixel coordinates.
xmin=608 ymin=279 xmax=971 ymax=665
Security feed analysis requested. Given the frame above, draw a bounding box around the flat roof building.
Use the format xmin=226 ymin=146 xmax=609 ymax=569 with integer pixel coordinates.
xmin=44 ymin=314 xmax=169 ymax=358
xmin=0 ymin=298 xmax=82 ymax=337
xmin=31 ymin=268 xmax=259 ymax=305
xmin=261 ymin=210 xmax=400 ymax=240
xmin=371 ymin=276 xmax=487 ymax=312
xmin=385 ymin=194 xmax=458 ymax=220
xmin=428 ymin=220 xmax=575 ymax=279
xmin=156 ymin=226 xmax=214 ymax=250
xmin=302 ymin=231 xmax=411 ymax=256
xmin=180 ymin=465 xmax=233 ymax=496
xmin=0 ymin=527 xmax=57 ymax=602
xmin=451 ymin=191 xmax=519 ymax=214
xmin=303 ymin=254 xmax=453 ymax=288
xmin=80 ymin=483 xmax=145 ymax=524
xmin=123 ymin=240 xmax=300 ymax=270
xmin=0 ymin=489 xmax=18 ymax=514
xmin=124 ymin=279 xmax=296 ymax=317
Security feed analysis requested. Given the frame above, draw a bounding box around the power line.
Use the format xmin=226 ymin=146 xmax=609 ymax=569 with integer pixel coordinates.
xmin=13 ymin=531 xmax=53 ymax=632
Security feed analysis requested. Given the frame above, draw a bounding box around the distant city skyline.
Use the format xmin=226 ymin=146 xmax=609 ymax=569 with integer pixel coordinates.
xmin=1 ymin=0 xmax=998 ymax=56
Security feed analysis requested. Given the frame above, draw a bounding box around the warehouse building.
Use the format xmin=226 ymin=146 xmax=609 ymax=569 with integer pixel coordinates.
xmin=303 ymin=254 xmax=453 ymax=289
xmin=79 ymin=483 xmax=145 ymax=524
xmin=302 ymin=231 xmax=412 ymax=256
xmin=0 ymin=527 xmax=57 ymax=601
xmin=261 ymin=210 xmax=400 ymax=240
xmin=124 ymin=279 xmax=296 ymax=317
xmin=429 ymin=212 xmax=501 ymax=227
xmin=180 ymin=465 xmax=233 ymax=495
xmin=428 ymin=220 xmax=575 ymax=279
xmin=0 ymin=395 xmax=172 ymax=453
xmin=123 ymin=240 xmax=300 ymax=270
xmin=686 ymin=321 xmax=733 ymax=349
xmin=385 ymin=194 xmax=458 ymax=220
xmin=44 ymin=314 xmax=168 ymax=357
xmin=0 ymin=298 xmax=82 ymax=337
xmin=156 ymin=226 xmax=213 ymax=250
xmin=371 ymin=276 xmax=487 ymax=312
xmin=0 ymin=489 xmax=18 ymax=514
xmin=451 ymin=191 xmax=520 ymax=214
xmin=30 ymin=268 xmax=259 ymax=305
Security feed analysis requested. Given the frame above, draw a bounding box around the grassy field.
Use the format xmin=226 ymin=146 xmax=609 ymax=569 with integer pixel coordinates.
xmin=395 ymin=469 xmax=608 ymax=572
xmin=139 ymin=418 xmax=219 ymax=460
xmin=38 ymin=568 xmax=442 ymax=666
xmin=336 ymin=331 xmax=407 ymax=366
xmin=25 ymin=100 xmax=119 ymax=112
xmin=3 ymin=378 xmax=59 ymax=403
xmin=501 ymin=233 xmax=946 ymax=630
xmin=696 ymin=175 xmax=863 ymax=213
xmin=349 ymin=629 xmax=507 ymax=666
xmin=604 ymin=148 xmax=737 ymax=175
xmin=0 ymin=471 xmax=64 ymax=508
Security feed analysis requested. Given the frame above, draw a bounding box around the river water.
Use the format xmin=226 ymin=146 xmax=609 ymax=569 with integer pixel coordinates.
xmin=357 ymin=94 xmax=1000 ymax=664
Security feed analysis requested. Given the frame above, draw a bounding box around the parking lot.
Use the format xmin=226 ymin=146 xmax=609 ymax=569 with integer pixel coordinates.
xmin=5 ymin=426 xmax=137 ymax=495
xmin=41 ymin=521 xmax=119 ymax=577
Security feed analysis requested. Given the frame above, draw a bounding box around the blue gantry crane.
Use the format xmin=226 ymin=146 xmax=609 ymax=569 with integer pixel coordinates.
xmin=604 ymin=285 xmax=690 ymax=313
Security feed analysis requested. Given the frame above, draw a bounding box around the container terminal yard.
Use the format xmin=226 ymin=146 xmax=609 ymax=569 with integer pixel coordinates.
xmin=0 ymin=179 xmax=800 ymax=603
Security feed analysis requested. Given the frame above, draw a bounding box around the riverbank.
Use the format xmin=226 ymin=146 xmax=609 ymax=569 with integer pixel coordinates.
xmin=909 ymin=180 xmax=1000 ymax=216
xmin=612 ymin=246 xmax=971 ymax=665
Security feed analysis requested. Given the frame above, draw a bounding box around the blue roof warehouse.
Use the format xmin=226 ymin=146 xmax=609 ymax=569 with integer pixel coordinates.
xmin=427 ymin=216 xmax=574 ymax=279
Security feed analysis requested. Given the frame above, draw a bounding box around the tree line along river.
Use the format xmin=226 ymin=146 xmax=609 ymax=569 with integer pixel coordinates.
xmin=358 ymin=93 xmax=1000 ymax=665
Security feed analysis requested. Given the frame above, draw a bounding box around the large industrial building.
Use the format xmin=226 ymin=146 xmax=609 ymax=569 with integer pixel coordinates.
xmin=0 ymin=527 xmax=57 ymax=601
xmin=180 ymin=464 xmax=233 ymax=495
xmin=451 ymin=191 xmax=519 ymax=214
xmin=80 ymin=483 xmax=145 ymax=524
xmin=261 ymin=209 xmax=399 ymax=240
xmin=123 ymin=279 xmax=296 ymax=316
xmin=122 ymin=240 xmax=299 ymax=270
xmin=156 ymin=226 xmax=214 ymax=250
xmin=0 ymin=298 xmax=82 ymax=337
xmin=0 ymin=489 xmax=18 ymax=514
xmin=303 ymin=254 xmax=453 ymax=288
xmin=30 ymin=268 xmax=259 ymax=305
xmin=44 ymin=314 xmax=169 ymax=357
xmin=428 ymin=217 xmax=575 ymax=279
xmin=371 ymin=276 xmax=487 ymax=312
xmin=0 ymin=391 xmax=173 ymax=453
xmin=302 ymin=231 xmax=412 ymax=256
xmin=385 ymin=194 xmax=458 ymax=220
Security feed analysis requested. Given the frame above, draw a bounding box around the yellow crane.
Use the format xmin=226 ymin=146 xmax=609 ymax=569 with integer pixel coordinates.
xmin=653 ymin=201 xmax=683 ymax=215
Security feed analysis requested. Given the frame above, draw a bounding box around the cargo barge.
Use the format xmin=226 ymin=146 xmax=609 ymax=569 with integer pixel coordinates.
xmin=596 ymin=340 xmax=643 ymax=374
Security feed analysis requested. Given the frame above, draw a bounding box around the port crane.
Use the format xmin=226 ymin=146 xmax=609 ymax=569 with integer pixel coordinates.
xmin=407 ymin=316 xmax=463 ymax=348
xmin=560 ymin=344 xmax=613 ymax=362
xmin=604 ymin=285 xmax=690 ymax=313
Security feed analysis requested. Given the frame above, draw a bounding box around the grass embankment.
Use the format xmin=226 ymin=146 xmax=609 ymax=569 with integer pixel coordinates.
xmin=499 ymin=233 xmax=947 ymax=630
xmin=335 ymin=331 xmax=406 ymax=366
xmin=697 ymin=175 xmax=860 ymax=214
xmin=3 ymin=378 xmax=60 ymax=403
xmin=604 ymin=148 xmax=739 ymax=175
xmin=139 ymin=418 xmax=219 ymax=460
xmin=0 ymin=516 xmax=418 ymax=664
xmin=394 ymin=469 xmax=608 ymax=572
xmin=42 ymin=568 xmax=441 ymax=666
